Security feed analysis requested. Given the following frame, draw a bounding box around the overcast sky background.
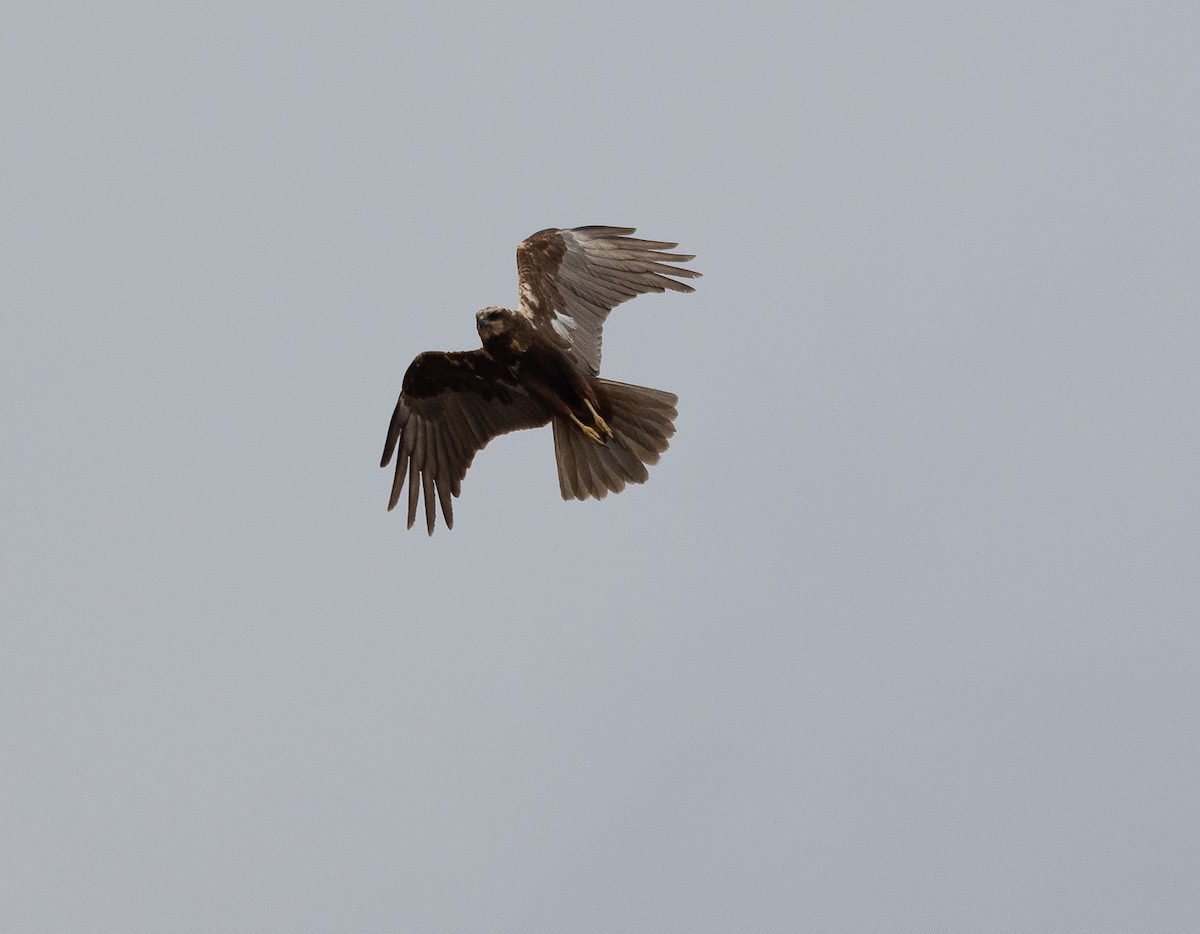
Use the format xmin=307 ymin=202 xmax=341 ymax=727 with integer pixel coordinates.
xmin=3 ymin=3 xmax=1197 ymax=932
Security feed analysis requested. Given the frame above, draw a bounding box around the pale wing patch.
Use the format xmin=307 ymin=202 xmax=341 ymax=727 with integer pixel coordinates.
xmin=518 ymin=279 xmax=539 ymax=310
xmin=550 ymin=313 xmax=577 ymax=341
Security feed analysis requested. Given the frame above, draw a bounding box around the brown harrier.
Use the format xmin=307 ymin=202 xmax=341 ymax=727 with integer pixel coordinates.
xmin=381 ymin=226 xmax=699 ymax=533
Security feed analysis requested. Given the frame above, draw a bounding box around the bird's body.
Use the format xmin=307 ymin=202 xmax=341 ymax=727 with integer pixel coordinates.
xmin=475 ymin=307 xmax=597 ymax=424
xmin=381 ymin=226 xmax=699 ymax=533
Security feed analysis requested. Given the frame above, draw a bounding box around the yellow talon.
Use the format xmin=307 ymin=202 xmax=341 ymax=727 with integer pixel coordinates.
xmin=570 ymin=412 xmax=606 ymax=445
xmin=584 ymin=399 xmax=614 ymax=438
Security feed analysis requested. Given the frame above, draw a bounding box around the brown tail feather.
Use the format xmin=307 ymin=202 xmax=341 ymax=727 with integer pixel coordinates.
xmin=553 ymin=379 xmax=678 ymax=501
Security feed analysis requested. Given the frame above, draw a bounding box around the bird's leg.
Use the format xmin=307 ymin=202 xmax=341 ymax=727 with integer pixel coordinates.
xmin=569 ymin=411 xmax=606 ymax=445
xmin=584 ymin=398 xmax=614 ymax=438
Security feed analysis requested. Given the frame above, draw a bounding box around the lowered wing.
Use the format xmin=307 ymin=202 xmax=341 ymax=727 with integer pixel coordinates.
xmin=381 ymin=350 xmax=550 ymax=534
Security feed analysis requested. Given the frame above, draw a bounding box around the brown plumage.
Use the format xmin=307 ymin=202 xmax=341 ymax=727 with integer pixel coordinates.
xmin=381 ymin=226 xmax=699 ymax=533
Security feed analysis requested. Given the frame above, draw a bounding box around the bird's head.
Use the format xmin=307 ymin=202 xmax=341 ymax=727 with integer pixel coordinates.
xmin=475 ymin=306 xmax=513 ymax=337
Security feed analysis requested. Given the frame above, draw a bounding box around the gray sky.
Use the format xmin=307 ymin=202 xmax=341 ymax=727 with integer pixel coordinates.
xmin=3 ymin=3 xmax=1198 ymax=931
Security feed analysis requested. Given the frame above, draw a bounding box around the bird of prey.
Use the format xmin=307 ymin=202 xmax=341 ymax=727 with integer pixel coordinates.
xmin=380 ymin=225 xmax=700 ymax=534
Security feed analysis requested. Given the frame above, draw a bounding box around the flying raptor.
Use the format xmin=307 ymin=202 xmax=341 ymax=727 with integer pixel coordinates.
xmin=381 ymin=226 xmax=700 ymax=533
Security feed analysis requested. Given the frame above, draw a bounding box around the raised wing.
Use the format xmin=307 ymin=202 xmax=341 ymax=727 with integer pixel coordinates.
xmin=516 ymin=226 xmax=700 ymax=376
xmin=381 ymin=350 xmax=550 ymax=534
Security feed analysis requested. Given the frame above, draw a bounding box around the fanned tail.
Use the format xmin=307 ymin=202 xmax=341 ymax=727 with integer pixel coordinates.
xmin=553 ymin=379 xmax=678 ymax=501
